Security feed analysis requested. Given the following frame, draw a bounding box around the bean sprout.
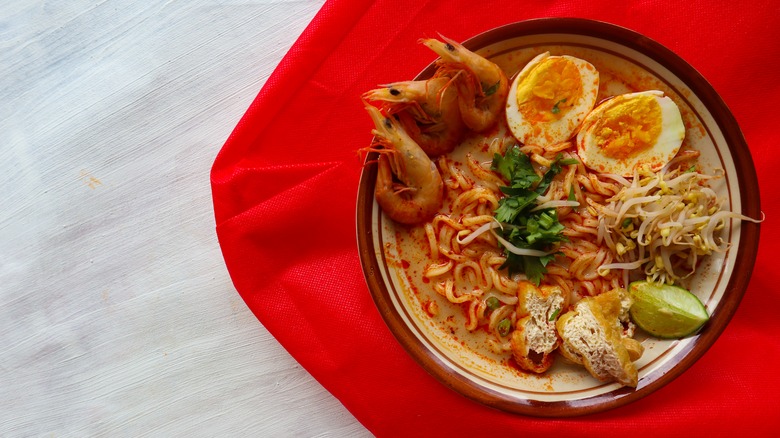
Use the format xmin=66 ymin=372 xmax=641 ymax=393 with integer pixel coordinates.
xmin=596 ymin=166 xmax=763 ymax=284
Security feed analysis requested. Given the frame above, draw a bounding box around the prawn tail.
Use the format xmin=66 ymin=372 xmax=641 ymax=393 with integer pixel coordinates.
xmin=375 ymin=156 xmax=414 ymax=224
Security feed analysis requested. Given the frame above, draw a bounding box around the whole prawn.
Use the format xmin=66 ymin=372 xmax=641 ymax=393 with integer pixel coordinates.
xmin=421 ymin=35 xmax=509 ymax=133
xmin=363 ymin=103 xmax=444 ymax=225
xmin=363 ymin=77 xmax=464 ymax=157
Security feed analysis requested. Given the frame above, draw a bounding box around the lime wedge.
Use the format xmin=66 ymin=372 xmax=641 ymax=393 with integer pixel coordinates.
xmin=628 ymin=281 xmax=710 ymax=339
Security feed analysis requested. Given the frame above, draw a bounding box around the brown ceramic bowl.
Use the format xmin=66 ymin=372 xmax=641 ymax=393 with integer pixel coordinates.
xmin=356 ymin=18 xmax=761 ymax=417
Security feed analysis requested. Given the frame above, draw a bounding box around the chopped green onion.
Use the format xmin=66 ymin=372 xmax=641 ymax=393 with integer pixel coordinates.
xmin=486 ymin=297 xmax=500 ymax=310
xmin=538 ymin=211 xmax=555 ymax=229
xmin=549 ymin=308 xmax=561 ymax=321
xmin=497 ymin=318 xmax=512 ymax=337
xmin=622 ymin=218 xmax=633 ymax=228
xmin=551 ymin=98 xmax=567 ymax=114
xmin=559 ymin=158 xmax=580 ymax=166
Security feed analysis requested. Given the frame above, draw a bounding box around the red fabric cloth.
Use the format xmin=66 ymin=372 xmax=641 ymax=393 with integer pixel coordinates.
xmin=211 ymin=0 xmax=780 ymax=435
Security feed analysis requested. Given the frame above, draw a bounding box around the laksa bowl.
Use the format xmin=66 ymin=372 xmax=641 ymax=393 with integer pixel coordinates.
xmin=356 ymin=18 xmax=761 ymax=417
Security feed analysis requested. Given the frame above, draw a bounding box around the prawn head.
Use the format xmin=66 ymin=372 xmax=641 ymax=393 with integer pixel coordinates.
xmin=363 ymin=77 xmax=464 ymax=157
xmin=364 ymin=103 xmax=444 ymax=225
xmin=420 ymin=35 xmax=509 ymax=133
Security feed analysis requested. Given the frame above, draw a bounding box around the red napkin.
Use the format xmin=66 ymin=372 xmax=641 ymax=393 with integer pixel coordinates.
xmin=211 ymin=0 xmax=780 ymax=435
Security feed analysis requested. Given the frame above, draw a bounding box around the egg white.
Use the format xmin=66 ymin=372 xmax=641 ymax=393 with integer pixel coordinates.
xmin=505 ymin=52 xmax=599 ymax=148
xmin=576 ymin=90 xmax=685 ymax=177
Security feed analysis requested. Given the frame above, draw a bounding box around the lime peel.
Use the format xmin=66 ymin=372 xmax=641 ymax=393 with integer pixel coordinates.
xmin=628 ymin=281 xmax=710 ymax=339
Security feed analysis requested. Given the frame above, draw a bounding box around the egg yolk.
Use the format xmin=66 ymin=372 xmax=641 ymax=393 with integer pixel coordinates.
xmin=516 ymin=57 xmax=583 ymax=123
xmin=594 ymin=95 xmax=662 ymax=160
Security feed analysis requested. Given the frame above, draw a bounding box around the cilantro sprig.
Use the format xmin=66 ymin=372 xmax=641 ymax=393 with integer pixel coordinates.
xmin=490 ymin=146 xmax=577 ymax=285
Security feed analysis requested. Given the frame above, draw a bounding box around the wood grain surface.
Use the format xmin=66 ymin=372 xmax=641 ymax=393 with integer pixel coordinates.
xmin=0 ymin=1 xmax=369 ymax=435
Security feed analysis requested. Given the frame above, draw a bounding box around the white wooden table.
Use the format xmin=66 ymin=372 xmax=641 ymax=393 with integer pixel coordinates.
xmin=1 ymin=1 xmax=370 ymax=435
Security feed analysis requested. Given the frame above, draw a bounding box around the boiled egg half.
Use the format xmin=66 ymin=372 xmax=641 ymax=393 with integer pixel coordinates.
xmin=506 ymin=52 xmax=599 ymax=148
xmin=576 ymin=90 xmax=685 ymax=177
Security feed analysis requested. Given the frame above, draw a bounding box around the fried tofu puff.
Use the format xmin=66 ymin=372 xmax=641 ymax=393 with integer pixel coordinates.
xmin=556 ymin=288 xmax=644 ymax=387
xmin=510 ymin=282 xmax=567 ymax=373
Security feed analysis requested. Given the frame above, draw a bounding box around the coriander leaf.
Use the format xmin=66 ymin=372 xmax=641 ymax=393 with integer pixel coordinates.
xmin=491 ymin=152 xmax=515 ymax=181
xmin=499 ymin=186 xmax=535 ymax=197
xmin=494 ymin=192 xmax=538 ymax=223
xmin=509 ymin=154 xmax=539 ymax=188
xmin=537 ymin=154 xmax=577 ymax=194
xmin=491 ymin=146 xmax=569 ymax=285
xmin=536 ymin=166 xmax=558 ymax=195
xmin=499 ymin=252 xmax=525 ymax=277
xmin=494 ymin=200 xmax=519 ymax=223
xmin=522 ymin=256 xmax=546 ymax=285
xmin=498 ymin=251 xmax=559 ymax=286
xmin=483 ymin=80 xmax=500 ymax=96
xmin=491 ymin=147 xmax=539 ymax=189
xmin=513 ymin=166 xmax=541 ymax=190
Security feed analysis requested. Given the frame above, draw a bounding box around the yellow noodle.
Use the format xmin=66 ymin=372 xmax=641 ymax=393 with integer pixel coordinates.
xmin=465 ymin=298 xmax=482 ymax=331
xmin=466 ymin=153 xmax=503 ymax=192
xmin=449 ymin=157 xmax=473 ymax=191
xmin=519 ymin=145 xmax=543 ymax=156
xmin=489 ymin=305 xmax=514 ymax=333
xmin=424 ymin=223 xmax=439 ymax=260
xmin=462 ymin=214 xmax=495 ymax=227
xmin=477 ymin=253 xmax=496 ymax=291
xmin=454 ymin=260 xmax=483 ymax=287
xmin=545 ymin=265 xmax=571 ymax=279
xmin=531 ymin=153 xmax=553 ymax=168
xmin=491 ymin=270 xmax=518 ymax=295
xmin=422 ymin=142 xmax=623 ymax=345
xmin=548 ymin=274 xmax=573 ymax=298
xmin=424 ymin=260 xmax=454 ymax=278
xmin=544 ymin=141 xmax=575 ymax=153
xmin=437 ymin=279 xmax=472 ymax=304
xmin=566 ymin=222 xmax=601 ymax=238
xmin=432 ymin=214 xmax=466 ymax=232
xmin=439 ymin=246 xmax=469 ymax=263
xmin=452 ymin=187 xmax=499 ymax=213
xmin=437 ymin=156 xmax=457 ymax=190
